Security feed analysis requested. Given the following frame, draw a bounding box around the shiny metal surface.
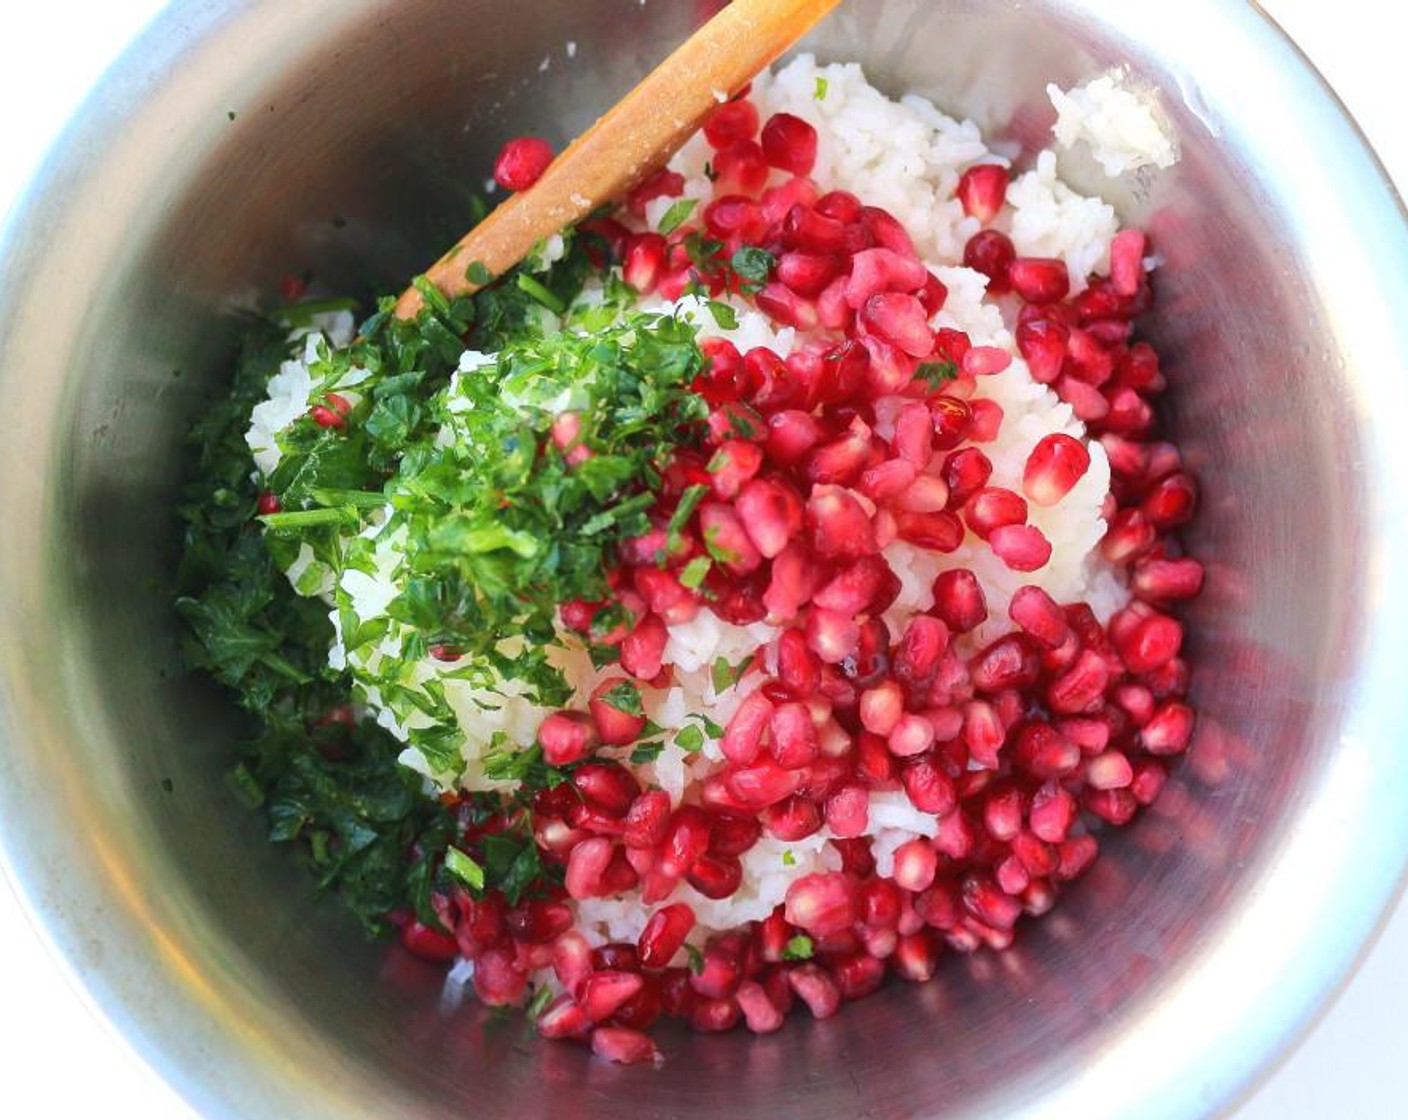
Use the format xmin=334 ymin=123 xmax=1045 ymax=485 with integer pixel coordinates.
xmin=1 ymin=1 xmax=1406 ymax=1117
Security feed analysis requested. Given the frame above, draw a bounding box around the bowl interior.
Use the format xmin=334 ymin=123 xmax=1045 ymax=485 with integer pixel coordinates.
xmin=3 ymin=1 xmax=1408 ymax=1118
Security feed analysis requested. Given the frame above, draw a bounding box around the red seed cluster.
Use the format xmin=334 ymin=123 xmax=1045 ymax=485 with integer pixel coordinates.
xmin=397 ymin=100 xmax=1202 ymax=1065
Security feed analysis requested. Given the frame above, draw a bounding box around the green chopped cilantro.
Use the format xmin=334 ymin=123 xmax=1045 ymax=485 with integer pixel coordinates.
xmin=444 ymin=846 xmax=486 ymax=891
xmin=729 ymin=246 xmax=774 ymax=291
xmin=916 ymin=359 xmax=959 ymax=390
xmin=658 ymin=198 xmax=699 ymax=236
xmin=783 ymin=934 xmax=814 ymax=960
xmin=814 ymin=76 xmax=829 ymax=101
xmin=711 ymin=653 xmax=755 ymax=693
xmin=679 ymin=555 xmax=712 ymax=590
xmin=684 ymin=943 xmax=706 ymax=974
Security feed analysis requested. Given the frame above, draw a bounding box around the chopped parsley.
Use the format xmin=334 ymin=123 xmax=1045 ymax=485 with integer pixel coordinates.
xmin=783 ymin=934 xmax=815 ymax=961
xmin=658 ymin=197 xmax=699 ymax=236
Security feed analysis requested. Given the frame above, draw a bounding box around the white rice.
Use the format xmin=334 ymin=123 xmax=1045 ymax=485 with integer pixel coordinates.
xmin=1048 ymin=69 xmax=1179 ymax=178
xmin=247 ymin=56 xmax=1161 ymax=964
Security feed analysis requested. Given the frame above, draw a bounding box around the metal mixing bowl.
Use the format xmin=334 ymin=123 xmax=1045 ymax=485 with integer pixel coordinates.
xmin=2 ymin=1 xmax=1407 ymax=1116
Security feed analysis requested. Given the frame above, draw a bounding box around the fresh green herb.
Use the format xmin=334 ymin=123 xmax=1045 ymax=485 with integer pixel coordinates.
xmin=629 ymin=741 xmax=666 ymax=764
xmin=667 ymin=483 xmax=710 ymax=553
xmin=916 ymin=359 xmax=959 ymax=390
xmin=525 ymin=984 xmax=554 ymax=1020
xmin=678 ymin=555 xmax=712 ymax=590
xmin=783 ymin=934 xmax=815 ymax=961
xmin=698 ymin=714 xmax=725 ymax=738
xmin=674 ymin=724 xmax=705 ymax=753
xmin=729 ymin=246 xmax=774 ymax=292
xmin=658 ymin=198 xmax=699 ymax=236
xmin=814 ymin=76 xmax=829 ymax=101
xmin=711 ymin=653 xmax=755 ymax=692
xmin=781 ymin=849 xmax=796 ymax=867
xmin=707 ymin=300 xmax=740 ymax=330
xmin=599 ymin=680 xmax=644 ymax=716
xmin=684 ymin=943 xmax=706 ymax=975
xmin=515 ymin=272 xmax=567 ymax=315
xmin=444 ymin=846 xmax=486 ymax=891
xmin=466 ymin=260 xmax=494 ymax=286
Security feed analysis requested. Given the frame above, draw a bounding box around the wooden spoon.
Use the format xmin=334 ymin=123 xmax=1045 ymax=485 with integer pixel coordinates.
xmin=392 ymin=0 xmax=843 ymax=320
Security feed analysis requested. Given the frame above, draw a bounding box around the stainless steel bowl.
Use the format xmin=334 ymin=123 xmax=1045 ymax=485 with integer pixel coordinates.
xmin=2 ymin=1 xmax=1407 ymax=1116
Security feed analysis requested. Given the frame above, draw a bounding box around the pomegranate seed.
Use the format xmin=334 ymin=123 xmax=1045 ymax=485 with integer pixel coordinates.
xmin=894 ymin=474 xmax=951 ymax=514
xmin=962 ymin=700 xmax=1005 ymax=769
xmin=788 ymin=964 xmax=842 ymax=1019
xmin=735 ymin=980 xmax=784 ymax=1033
xmin=785 ymin=873 xmax=858 ymax=937
xmin=902 ymin=758 xmax=957 ymax=814
xmin=893 ymin=931 xmax=940 ymax=981
xmin=1027 ymin=782 xmax=1076 ymax=844
xmin=963 ymin=876 xmax=1023 ymax=930
xmin=619 ymin=791 xmax=670 ymax=851
xmin=1045 ymin=649 xmax=1110 ymax=715
xmin=1085 ymin=787 xmax=1138 ymax=826
xmin=861 ymin=293 xmax=935 ymax=358
xmin=538 ymin=710 xmax=597 ymax=766
xmin=824 ymin=783 xmax=870 ymax=838
xmin=965 ymin=486 xmax=1028 ymax=539
xmin=989 ymin=524 xmax=1052 ymax=572
xmin=802 ymin=606 xmax=859 ymax=665
xmin=704 ymin=99 xmax=760 ymax=147
xmin=1142 ymin=700 xmax=1196 ymax=755
xmin=255 ymin=491 xmax=281 ymax=515
xmin=761 ymin=113 xmax=818 ymax=174
xmin=766 ymin=701 xmax=818 ymax=770
xmin=962 ymin=346 xmax=1012 ymax=377
xmin=308 ymin=404 xmax=345 ymax=430
xmin=1131 ymin=557 xmax=1204 ymax=602
xmin=859 ymin=681 xmax=904 ymax=737
xmin=1013 ymin=721 xmax=1081 ymax=778
xmin=638 ymin=903 xmax=696 ymax=968
xmin=622 ymin=232 xmax=667 ymax=293
xmin=930 ymin=395 xmax=974 ymax=449
xmin=687 ymin=852 xmax=744 ymax=900
xmin=1056 ymin=835 xmax=1099 ymax=881
xmin=659 ymin=806 xmax=714 ymax=879
xmin=970 ymin=634 xmax=1041 ymax=692
xmin=573 ymin=762 xmax=639 ymax=817
xmin=728 ymin=757 xmax=805 ymax=809
xmin=967 ymin=398 xmax=1005 ymax=442
xmin=493 ymin=136 xmax=553 ymax=191
xmin=699 ymin=502 xmax=764 ymax=576
xmin=812 ymin=555 xmax=893 ymax=616
xmin=776 ymin=250 xmax=844 ymax=298
xmin=473 ymin=946 xmax=528 ymax=1006
xmin=956 ymin=163 xmax=1009 ymax=223
xmin=833 ymin=953 xmax=886 ymax=1001
xmin=703 ymin=814 xmax=760 ymax=860
xmin=764 ymin=542 xmax=819 ymax=621
xmin=589 ymin=678 xmax=647 ymax=746
xmin=578 ymin=971 xmax=646 ymax=1024
xmin=932 ymin=569 xmax=988 ymax=632
xmin=1008 ymin=257 xmax=1070 ymax=304
xmin=537 ymin=993 xmax=591 ymax=1040
xmin=863 ymin=206 xmax=917 ymax=255
xmin=892 ymin=838 xmax=939 ymax=892
xmin=1101 ymin=507 xmax=1157 ymax=565
xmin=1009 ymin=585 xmax=1070 ymax=649
xmin=1016 ymin=317 xmax=1070 ymax=383
xmin=399 ymin=920 xmax=457 ymax=962
xmin=983 ymin=784 xmax=1025 ymax=842
xmin=846 ymin=248 xmax=928 ymax=308
xmin=892 ymin=616 xmax=949 ymax=690
xmin=626 ymin=168 xmax=686 ymax=216
xmin=1110 ymin=228 xmax=1147 ymax=297
xmin=713 ymin=140 xmax=769 ymax=194
xmin=895 ymin=509 xmax=964 ymax=552
xmin=1131 ymin=759 xmax=1168 ymax=804
xmin=1087 ymin=750 xmax=1135 ymax=790
xmin=806 ymin=486 xmax=876 ymax=560
xmin=620 ymin=613 xmax=668 ymax=680
xmin=707 ymin=439 xmax=764 ymax=500
xmin=737 ymin=478 xmax=805 ymax=559
xmin=963 ymin=229 xmax=1015 ymax=292
xmin=762 ymin=795 xmax=823 ymax=840
xmin=1023 ymin=434 xmax=1092 ymax=507
xmin=1142 ymin=472 xmax=1199 ymax=530
xmin=591 ymin=1026 xmax=661 ymax=1066
xmin=1116 ymin=612 xmax=1183 ymax=673
xmin=815 ymin=189 xmax=862 ymax=222
xmin=565 ymin=837 xmax=613 ymax=899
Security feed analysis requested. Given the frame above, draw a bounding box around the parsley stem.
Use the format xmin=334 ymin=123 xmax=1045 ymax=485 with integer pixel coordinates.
xmin=515 ymin=273 xmax=567 ymax=316
xmin=260 ymin=507 xmax=362 ymax=531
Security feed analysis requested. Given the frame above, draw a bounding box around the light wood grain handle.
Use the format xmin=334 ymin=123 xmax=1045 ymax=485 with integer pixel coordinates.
xmin=393 ymin=0 xmax=843 ymax=320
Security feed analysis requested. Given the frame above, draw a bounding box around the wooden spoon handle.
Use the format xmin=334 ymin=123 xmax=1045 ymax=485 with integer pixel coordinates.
xmin=393 ymin=0 xmax=842 ymax=320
